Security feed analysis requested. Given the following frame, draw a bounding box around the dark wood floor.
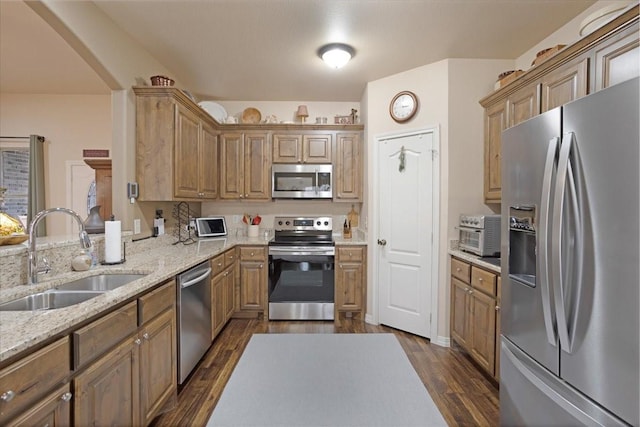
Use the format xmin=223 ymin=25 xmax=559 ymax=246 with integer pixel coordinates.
xmin=152 ymin=319 xmax=499 ymax=426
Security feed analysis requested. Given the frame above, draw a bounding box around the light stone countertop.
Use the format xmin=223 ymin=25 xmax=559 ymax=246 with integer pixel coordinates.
xmin=0 ymin=233 xmax=367 ymax=362
xmin=448 ymin=248 xmax=502 ymax=274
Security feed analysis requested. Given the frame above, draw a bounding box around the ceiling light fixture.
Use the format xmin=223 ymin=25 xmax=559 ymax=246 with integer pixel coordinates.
xmin=318 ymin=43 xmax=355 ymax=69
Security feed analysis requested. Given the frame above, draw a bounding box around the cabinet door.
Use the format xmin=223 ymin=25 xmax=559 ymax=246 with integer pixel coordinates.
xmin=508 ymin=84 xmax=540 ymax=127
xmin=450 ymin=277 xmax=471 ymax=349
xmin=495 ymin=276 xmax=502 ymax=381
xmin=199 ymin=123 xmax=219 ymax=199
xmin=219 ymin=133 xmax=244 ymax=199
xmin=302 ymin=134 xmax=332 ymax=163
xmin=174 ymin=105 xmax=201 ymax=199
xmin=223 ymin=266 xmax=235 ymax=322
xmin=74 ymin=335 xmax=139 ymax=427
xmin=244 ymin=133 xmax=271 ymax=200
xmin=593 ymin=21 xmax=640 ymax=91
xmin=239 ymin=261 xmax=265 ymax=311
xmin=335 ymin=133 xmax=361 ymax=200
xmin=335 ymin=261 xmax=364 ymax=311
xmin=484 ymin=101 xmax=507 ymax=203
xmin=139 ymin=309 xmax=177 ymax=426
xmin=541 ymin=57 xmax=589 ymax=112
xmin=5 ymin=384 xmax=71 ymax=427
xmin=272 ymin=134 xmax=302 ymax=163
xmin=212 ymin=273 xmax=225 ymax=338
xmin=469 ymin=289 xmax=497 ymax=375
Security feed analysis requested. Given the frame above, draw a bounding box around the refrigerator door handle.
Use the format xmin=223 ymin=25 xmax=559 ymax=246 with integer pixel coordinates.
xmin=551 ymin=132 xmax=580 ymax=353
xmin=538 ymin=137 xmax=559 ymax=346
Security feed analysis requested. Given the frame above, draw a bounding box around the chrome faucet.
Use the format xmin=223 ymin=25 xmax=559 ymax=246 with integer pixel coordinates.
xmin=28 ymin=207 xmax=92 ymax=285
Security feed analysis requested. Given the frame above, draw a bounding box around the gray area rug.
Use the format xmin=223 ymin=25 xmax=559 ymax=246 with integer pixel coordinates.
xmin=207 ymin=333 xmax=447 ymax=427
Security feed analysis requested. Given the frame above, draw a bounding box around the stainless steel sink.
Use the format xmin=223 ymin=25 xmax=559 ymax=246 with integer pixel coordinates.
xmin=0 ymin=290 xmax=105 ymax=311
xmin=54 ymin=273 xmax=146 ymax=292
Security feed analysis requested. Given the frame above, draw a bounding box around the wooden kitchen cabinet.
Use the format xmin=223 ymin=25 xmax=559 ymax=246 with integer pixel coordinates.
xmin=450 ymin=257 xmax=498 ymax=377
xmin=75 ymin=281 xmax=177 ymax=427
xmin=540 ymin=56 xmax=589 ymax=112
xmin=0 ymin=337 xmax=70 ymax=424
xmin=219 ymin=132 xmax=271 ymax=200
xmin=483 ymin=101 xmax=507 ymax=203
xmin=236 ymin=246 xmax=267 ymax=317
xmin=479 ymin=7 xmax=638 ymax=204
xmin=495 ymin=275 xmax=502 ymax=381
xmin=272 ymin=133 xmax=332 ymax=164
xmin=335 ymin=133 xmax=362 ymax=201
xmin=212 ymin=249 xmax=236 ymax=339
xmin=134 ymin=87 xmax=219 ymax=201
xmin=335 ymin=246 xmax=366 ymax=322
xmin=5 ymin=384 xmax=71 ymax=427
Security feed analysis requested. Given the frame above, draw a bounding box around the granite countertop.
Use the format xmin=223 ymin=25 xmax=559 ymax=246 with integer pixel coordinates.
xmin=448 ymin=248 xmax=501 ymax=274
xmin=0 ymin=233 xmax=368 ymax=362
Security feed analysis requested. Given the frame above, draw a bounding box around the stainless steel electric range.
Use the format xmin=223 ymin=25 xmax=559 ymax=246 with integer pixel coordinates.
xmin=267 ymin=216 xmax=335 ymax=320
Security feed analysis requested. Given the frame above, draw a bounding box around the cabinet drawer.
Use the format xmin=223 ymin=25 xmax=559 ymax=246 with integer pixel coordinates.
xmin=471 ymin=266 xmax=497 ymax=296
xmin=139 ymin=280 xmax=176 ymax=325
xmin=211 ymin=253 xmax=226 ymax=276
xmin=451 ymin=258 xmax=471 ymax=282
xmin=73 ymin=301 xmax=138 ymax=369
xmin=239 ymin=246 xmax=266 ymax=261
xmin=224 ymin=248 xmax=236 ymax=267
xmin=337 ymin=246 xmax=364 ymax=262
xmin=0 ymin=337 xmax=70 ymax=423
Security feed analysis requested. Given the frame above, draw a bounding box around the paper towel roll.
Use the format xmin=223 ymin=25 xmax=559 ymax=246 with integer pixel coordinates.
xmin=105 ymin=220 xmax=122 ymax=263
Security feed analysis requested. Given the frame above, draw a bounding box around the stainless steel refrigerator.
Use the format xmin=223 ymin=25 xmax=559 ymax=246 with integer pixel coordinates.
xmin=500 ymin=76 xmax=639 ymax=426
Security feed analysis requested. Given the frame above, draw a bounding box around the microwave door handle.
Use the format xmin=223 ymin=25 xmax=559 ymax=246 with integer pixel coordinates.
xmin=315 ymin=170 xmax=319 ymax=195
xmin=538 ymin=136 xmax=559 ymax=346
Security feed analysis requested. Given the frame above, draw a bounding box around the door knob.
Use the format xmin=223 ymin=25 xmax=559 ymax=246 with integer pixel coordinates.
xmin=377 ymin=239 xmax=387 ymax=246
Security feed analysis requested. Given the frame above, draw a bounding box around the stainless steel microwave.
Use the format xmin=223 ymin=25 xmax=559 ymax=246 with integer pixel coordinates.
xmin=271 ymin=164 xmax=333 ymax=199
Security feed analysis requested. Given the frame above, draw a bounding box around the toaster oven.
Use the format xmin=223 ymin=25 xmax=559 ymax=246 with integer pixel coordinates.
xmin=458 ymin=214 xmax=501 ymax=257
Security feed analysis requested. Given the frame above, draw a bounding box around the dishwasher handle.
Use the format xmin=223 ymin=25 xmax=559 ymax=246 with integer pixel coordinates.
xmin=180 ymin=267 xmax=212 ymax=289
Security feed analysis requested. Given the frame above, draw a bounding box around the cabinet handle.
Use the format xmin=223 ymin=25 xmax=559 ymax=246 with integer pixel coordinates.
xmin=0 ymin=390 xmax=15 ymax=402
xmin=495 ymin=305 xmax=500 ymax=311
xmin=245 ymin=194 xmax=249 ymax=198
xmin=456 ymin=268 xmax=462 ymax=272
xmin=143 ymin=333 xmax=150 ymax=340
xmin=218 ymin=262 xmax=223 ymax=267
xmin=259 ymin=264 xmax=263 ymax=268
xmin=478 ymin=277 xmax=484 ymax=282
xmin=464 ymin=287 xmax=469 ymax=292
xmin=239 ymin=194 xmax=244 ymax=199
xmin=340 ymin=264 xmax=344 ymax=268
xmin=250 ymin=252 xmax=254 ymax=256
xmin=61 ymin=392 xmax=73 ymax=402
xmin=468 ymin=289 xmax=474 ymax=295
xmin=134 ymin=338 xmax=142 ymax=345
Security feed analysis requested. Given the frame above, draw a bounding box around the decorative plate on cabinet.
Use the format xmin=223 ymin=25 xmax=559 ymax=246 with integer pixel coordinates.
xmin=242 ymin=107 xmax=262 ymax=124
xmin=198 ymin=101 xmax=228 ymax=123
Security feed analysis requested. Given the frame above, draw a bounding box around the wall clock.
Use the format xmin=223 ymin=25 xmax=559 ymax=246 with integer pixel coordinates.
xmin=389 ymin=91 xmax=418 ymax=123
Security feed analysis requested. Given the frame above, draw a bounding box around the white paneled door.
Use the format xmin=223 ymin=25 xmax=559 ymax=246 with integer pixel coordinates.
xmin=377 ymin=130 xmax=438 ymax=338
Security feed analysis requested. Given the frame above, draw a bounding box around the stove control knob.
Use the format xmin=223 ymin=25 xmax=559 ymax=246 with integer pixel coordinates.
xmin=278 ymin=221 xmax=283 ymax=226
xmin=324 ymin=221 xmax=329 ymax=226
xmin=316 ymin=221 xmax=321 ymax=226
xmin=285 ymin=221 xmax=290 ymax=226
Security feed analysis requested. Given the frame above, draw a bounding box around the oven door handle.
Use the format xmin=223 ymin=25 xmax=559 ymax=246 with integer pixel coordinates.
xmin=269 ymin=247 xmax=335 ymax=257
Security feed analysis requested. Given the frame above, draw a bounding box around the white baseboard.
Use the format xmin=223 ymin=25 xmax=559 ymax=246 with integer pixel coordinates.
xmin=365 ymin=314 xmax=377 ymax=325
xmin=431 ymin=336 xmax=451 ymax=347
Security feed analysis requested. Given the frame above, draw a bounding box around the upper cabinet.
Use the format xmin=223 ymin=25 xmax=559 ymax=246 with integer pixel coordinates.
xmin=219 ymin=132 xmax=271 ymax=200
xmin=134 ymin=87 xmax=219 ymax=201
xmin=335 ymin=132 xmax=362 ymax=201
xmin=479 ymin=8 xmax=639 ymax=204
xmin=272 ymin=132 xmax=333 ymax=164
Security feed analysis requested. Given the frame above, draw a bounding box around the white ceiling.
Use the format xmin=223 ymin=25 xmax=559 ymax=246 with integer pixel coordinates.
xmin=1 ymin=0 xmax=597 ymax=101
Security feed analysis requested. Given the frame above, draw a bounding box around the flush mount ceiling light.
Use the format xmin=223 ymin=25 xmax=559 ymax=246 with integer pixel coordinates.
xmin=318 ymin=43 xmax=355 ymax=69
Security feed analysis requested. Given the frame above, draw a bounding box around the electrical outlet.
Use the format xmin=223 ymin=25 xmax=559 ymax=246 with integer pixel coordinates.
xmin=133 ymin=219 xmax=141 ymax=234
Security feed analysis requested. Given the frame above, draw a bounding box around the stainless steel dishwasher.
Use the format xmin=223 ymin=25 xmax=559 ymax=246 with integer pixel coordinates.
xmin=177 ymin=260 xmax=212 ymax=384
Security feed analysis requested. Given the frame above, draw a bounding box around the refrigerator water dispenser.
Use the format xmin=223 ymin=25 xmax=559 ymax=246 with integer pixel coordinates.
xmin=508 ymin=206 xmax=536 ymax=287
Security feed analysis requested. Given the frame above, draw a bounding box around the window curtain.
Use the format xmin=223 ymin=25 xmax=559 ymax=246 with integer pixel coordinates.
xmin=28 ymin=135 xmax=46 ymax=236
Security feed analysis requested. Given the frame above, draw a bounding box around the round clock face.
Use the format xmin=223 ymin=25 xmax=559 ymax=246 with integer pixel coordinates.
xmin=390 ymin=91 xmax=418 ymax=123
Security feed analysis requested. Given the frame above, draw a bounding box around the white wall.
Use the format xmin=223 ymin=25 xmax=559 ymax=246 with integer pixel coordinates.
xmin=216 ymin=101 xmax=360 ymax=125
xmin=0 ymin=94 xmax=111 ymax=235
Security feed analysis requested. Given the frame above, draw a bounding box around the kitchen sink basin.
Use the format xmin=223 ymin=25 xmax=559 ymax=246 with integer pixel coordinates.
xmin=54 ymin=273 xmax=146 ymax=292
xmin=0 ymin=290 xmax=105 ymax=311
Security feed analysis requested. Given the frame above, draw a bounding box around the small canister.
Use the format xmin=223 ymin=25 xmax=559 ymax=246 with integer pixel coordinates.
xmin=72 ymin=251 xmax=92 ymax=271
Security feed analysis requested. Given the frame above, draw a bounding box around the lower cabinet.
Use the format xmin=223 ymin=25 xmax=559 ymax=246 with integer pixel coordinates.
xmin=335 ymin=246 xmax=366 ymax=323
xmin=236 ymin=246 xmax=267 ymax=318
xmin=74 ymin=280 xmax=177 ymax=426
xmin=450 ymin=257 xmax=499 ymax=378
xmin=4 ymin=384 xmax=71 ymax=427
xmin=212 ymin=249 xmax=236 ymax=339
